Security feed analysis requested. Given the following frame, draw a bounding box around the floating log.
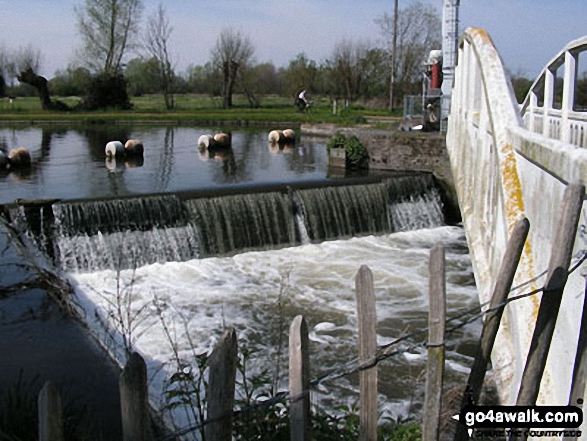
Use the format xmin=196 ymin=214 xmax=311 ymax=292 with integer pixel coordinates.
xmin=8 ymin=147 xmax=32 ymax=167
xmin=105 ymin=141 xmax=124 ymax=158
xmin=124 ymin=139 xmax=144 ymax=156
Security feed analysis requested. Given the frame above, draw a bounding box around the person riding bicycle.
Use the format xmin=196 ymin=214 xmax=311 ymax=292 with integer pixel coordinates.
xmin=295 ymin=89 xmax=310 ymax=112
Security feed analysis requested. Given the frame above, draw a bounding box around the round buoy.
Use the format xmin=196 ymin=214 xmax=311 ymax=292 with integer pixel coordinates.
xmin=198 ymin=134 xmax=215 ymax=149
xmin=8 ymin=147 xmax=32 ymax=167
xmin=282 ymin=129 xmax=296 ymax=141
xmin=124 ymin=139 xmax=144 ymax=156
xmin=105 ymin=141 xmax=124 ymax=158
xmin=213 ymin=133 xmax=231 ymax=147
xmin=268 ymin=130 xmax=284 ymax=143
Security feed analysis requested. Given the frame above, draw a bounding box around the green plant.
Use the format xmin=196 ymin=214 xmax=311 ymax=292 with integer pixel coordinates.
xmin=326 ymin=132 xmax=347 ymax=152
xmin=345 ymin=134 xmax=368 ymax=168
xmin=326 ymin=132 xmax=369 ymax=168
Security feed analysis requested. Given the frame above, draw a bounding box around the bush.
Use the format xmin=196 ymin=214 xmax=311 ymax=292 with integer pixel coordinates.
xmin=326 ymin=132 xmax=369 ymax=169
xmin=80 ymin=72 xmax=132 ymax=110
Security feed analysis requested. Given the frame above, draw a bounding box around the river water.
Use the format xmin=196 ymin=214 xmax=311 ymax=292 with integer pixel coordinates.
xmin=0 ymin=124 xmax=480 ymax=439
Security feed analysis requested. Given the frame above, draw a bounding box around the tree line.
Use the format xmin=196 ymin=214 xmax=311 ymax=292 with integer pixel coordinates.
xmin=1 ymin=0 xmax=568 ymax=111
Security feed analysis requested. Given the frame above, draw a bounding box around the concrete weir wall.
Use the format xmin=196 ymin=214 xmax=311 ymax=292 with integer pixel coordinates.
xmin=301 ymin=124 xmax=459 ymax=221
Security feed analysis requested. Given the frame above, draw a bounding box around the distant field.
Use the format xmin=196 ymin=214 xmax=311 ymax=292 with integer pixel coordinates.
xmin=0 ymin=94 xmax=399 ymax=127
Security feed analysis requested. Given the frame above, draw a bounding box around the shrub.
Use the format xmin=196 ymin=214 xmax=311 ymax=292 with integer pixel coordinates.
xmin=326 ymin=132 xmax=369 ymax=169
xmin=80 ymin=72 xmax=132 ymax=110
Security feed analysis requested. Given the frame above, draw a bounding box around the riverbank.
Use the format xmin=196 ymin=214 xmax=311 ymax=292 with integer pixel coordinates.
xmin=0 ymin=95 xmax=400 ymax=127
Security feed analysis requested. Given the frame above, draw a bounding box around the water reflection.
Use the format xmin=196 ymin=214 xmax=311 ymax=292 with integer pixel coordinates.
xmin=0 ymin=124 xmax=331 ymax=204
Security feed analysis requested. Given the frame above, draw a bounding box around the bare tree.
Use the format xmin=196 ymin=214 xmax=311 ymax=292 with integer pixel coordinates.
xmin=375 ymin=1 xmax=441 ymax=106
xmin=75 ymin=0 xmax=144 ymax=73
xmin=211 ymin=28 xmax=255 ymax=108
xmin=282 ymin=53 xmax=318 ymax=99
xmin=14 ymin=44 xmax=42 ymax=74
xmin=0 ymin=43 xmax=20 ymax=90
xmin=11 ymin=45 xmax=69 ymax=110
xmin=0 ymin=43 xmax=9 ymax=96
xmin=329 ymin=38 xmax=372 ymax=101
xmin=144 ymin=3 xmax=175 ymax=110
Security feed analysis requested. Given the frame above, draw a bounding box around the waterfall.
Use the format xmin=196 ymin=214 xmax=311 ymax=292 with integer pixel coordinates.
xmin=52 ymin=196 xmax=187 ymax=236
xmin=295 ymin=183 xmax=391 ymax=242
xmin=294 ymin=174 xmax=444 ymax=242
xmin=387 ymin=175 xmax=445 ymax=231
xmin=185 ymin=192 xmax=298 ymax=257
xmin=8 ymin=173 xmax=446 ymax=273
xmin=51 ymin=196 xmax=199 ymax=272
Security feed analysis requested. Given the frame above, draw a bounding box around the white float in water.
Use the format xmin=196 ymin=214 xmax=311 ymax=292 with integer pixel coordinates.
xmin=105 ymin=141 xmax=124 ymax=158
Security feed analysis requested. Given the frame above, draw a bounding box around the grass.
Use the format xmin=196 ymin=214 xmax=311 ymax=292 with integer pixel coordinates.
xmin=0 ymin=94 xmax=402 ymax=126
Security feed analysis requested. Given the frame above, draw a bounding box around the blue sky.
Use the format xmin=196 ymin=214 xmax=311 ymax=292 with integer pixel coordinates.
xmin=1 ymin=0 xmax=586 ymax=80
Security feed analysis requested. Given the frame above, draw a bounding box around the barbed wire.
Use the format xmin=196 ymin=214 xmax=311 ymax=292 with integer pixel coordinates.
xmin=156 ymin=255 xmax=587 ymax=440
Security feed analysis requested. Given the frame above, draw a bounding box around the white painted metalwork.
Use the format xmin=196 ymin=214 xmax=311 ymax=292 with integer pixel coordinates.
xmin=447 ymin=27 xmax=587 ymax=422
xmin=521 ymin=36 xmax=587 ymax=148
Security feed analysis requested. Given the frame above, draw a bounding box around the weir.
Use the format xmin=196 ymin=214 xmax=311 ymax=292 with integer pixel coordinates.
xmin=5 ymin=173 xmax=446 ymax=273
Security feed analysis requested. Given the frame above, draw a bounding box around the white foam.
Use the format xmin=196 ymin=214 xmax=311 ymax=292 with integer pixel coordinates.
xmin=68 ymin=225 xmax=480 ymax=433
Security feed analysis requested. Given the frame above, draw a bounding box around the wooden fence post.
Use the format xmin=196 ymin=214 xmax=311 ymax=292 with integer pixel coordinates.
xmin=423 ymin=245 xmax=446 ymax=441
xmin=516 ymin=183 xmax=584 ymax=406
xmin=205 ymin=328 xmax=238 ymax=441
xmin=355 ymin=265 xmax=378 ymax=441
xmin=564 ymin=279 xmax=587 ymax=441
xmin=289 ymin=315 xmax=310 ymax=441
xmin=38 ymin=381 xmax=64 ymax=441
xmin=454 ymin=218 xmax=529 ymax=441
xmin=120 ymin=352 xmax=154 ymax=441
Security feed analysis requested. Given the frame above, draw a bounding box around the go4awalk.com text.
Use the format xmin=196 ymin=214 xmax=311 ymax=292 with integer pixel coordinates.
xmin=453 ymin=404 xmax=583 ymax=438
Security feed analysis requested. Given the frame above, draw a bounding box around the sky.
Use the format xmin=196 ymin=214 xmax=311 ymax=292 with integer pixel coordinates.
xmin=0 ymin=0 xmax=586 ymax=80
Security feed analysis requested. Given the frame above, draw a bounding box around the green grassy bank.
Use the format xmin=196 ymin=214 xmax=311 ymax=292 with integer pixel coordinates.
xmin=0 ymin=94 xmax=400 ymax=128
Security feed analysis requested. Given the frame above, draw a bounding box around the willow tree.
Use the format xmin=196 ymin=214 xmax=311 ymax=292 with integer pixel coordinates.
xmin=211 ymin=28 xmax=255 ymax=108
xmin=75 ymin=0 xmax=144 ymax=73
xmin=144 ymin=3 xmax=175 ymax=110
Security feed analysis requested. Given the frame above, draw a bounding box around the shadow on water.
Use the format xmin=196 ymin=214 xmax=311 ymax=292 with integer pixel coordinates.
xmin=0 ymin=290 xmax=123 ymax=440
xmin=0 ymin=223 xmax=122 ymax=439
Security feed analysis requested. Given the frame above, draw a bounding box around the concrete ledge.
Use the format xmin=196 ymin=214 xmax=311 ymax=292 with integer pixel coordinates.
xmin=509 ymin=125 xmax=587 ymax=185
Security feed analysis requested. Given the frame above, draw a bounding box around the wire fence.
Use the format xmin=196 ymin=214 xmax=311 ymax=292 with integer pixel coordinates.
xmin=155 ymin=252 xmax=587 ymax=440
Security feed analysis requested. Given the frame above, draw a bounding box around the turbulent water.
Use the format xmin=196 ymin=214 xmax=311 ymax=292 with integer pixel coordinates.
xmin=7 ymin=175 xmax=480 ymax=437
xmin=67 ymin=226 xmax=479 ymax=436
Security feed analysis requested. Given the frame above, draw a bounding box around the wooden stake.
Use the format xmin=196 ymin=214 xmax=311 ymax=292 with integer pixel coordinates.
xmin=564 ymin=279 xmax=587 ymax=441
xmin=423 ymin=245 xmax=446 ymax=441
xmin=356 ymin=265 xmax=378 ymax=441
xmin=205 ymin=328 xmax=238 ymax=441
xmin=517 ymin=183 xmax=585 ymax=406
xmin=120 ymin=352 xmax=154 ymax=441
xmin=289 ymin=315 xmax=310 ymax=441
xmin=454 ymin=218 xmax=529 ymax=441
xmin=38 ymin=381 xmax=64 ymax=441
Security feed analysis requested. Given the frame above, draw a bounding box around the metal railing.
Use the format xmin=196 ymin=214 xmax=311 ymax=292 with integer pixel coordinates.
xmin=446 ymin=27 xmax=587 ymax=418
xmin=520 ymin=36 xmax=587 ymax=148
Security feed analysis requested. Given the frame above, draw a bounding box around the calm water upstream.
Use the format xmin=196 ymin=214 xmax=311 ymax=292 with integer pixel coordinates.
xmin=0 ymin=124 xmax=480 ymax=439
xmin=0 ymin=124 xmax=332 ymax=204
